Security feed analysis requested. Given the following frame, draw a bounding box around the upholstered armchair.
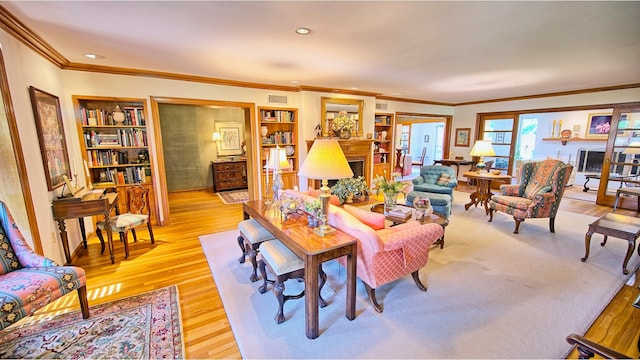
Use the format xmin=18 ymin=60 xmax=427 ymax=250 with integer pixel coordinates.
xmin=328 ymin=204 xmax=444 ymax=313
xmin=412 ymin=165 xmax=458 ymax=196
xmin=488 ymin=159 xmax=573 ymax=234
xmin=0 ymin=201 xmax=89 ymax=330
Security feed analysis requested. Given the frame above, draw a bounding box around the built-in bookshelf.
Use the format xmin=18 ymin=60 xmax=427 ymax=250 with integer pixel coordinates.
xmin=258 ymin=106 xmax=298 ymax=194
xmin=73 ymin=95 xmax=156 ymax=223
xmin=374 ymin=113 xmax=394 ymax=178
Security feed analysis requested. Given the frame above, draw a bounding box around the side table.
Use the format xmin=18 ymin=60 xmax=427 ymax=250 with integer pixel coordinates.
xmin=462 ymin=171 xmax=513 ymax=215
xmin=583 ymin=213 xmax=640 ymax=275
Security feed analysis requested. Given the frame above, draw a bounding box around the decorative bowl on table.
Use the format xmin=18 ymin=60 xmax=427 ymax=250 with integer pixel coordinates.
xmin=492 ymin=170 xmax=502 ymax=175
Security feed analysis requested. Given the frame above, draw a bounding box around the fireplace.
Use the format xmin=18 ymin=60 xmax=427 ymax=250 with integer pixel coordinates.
xmin=328 ymin=159 xmax=364 ymax=187
xmin=577 ymin=148 xmax=625 ymax=174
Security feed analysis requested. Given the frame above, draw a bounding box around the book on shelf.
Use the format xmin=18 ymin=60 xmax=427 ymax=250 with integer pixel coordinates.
xmin=388 ymin=206 xmax=413 ymax=219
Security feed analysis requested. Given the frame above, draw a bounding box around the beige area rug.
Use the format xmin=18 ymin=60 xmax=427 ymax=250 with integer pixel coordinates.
xmin=0 ymin=286 xmax=184 ymax=359
xmin=200 ymin=193 xmax=639 ymax=359
xmin=563 ymin=184 xmax=597 ymax=202
xmin=217 ymin=189 xmax=249 ymax=204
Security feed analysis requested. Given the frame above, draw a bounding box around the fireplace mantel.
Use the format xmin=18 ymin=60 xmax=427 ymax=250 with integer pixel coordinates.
xmin=305 ymin=139 xmax=374 ymax=189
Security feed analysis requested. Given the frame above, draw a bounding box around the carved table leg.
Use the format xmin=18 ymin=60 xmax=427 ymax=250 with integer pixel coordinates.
xmin=582 ymin=230 xmax=593 ymax=262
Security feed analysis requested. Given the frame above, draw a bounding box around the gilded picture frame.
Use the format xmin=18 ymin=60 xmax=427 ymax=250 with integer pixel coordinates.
xmin=585 ymin=113 xmax=612 ymax=139
xmin=455 ymin=128 xmax=471 ymax=147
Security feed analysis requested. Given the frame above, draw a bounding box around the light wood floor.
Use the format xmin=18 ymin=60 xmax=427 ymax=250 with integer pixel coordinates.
xmin=48 ymin=187 xmax=639 ymax=358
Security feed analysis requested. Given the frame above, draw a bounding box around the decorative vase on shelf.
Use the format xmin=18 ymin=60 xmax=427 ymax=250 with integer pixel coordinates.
xmin=339 ymin=129 xmax=351 ymax=140
xmin=383 ymin=190 xmax=399 ymax=214
xmin=112 ymin=104 xmax=125 ymax=124
xmin=261 ymin=125 xmax=268 ymax=140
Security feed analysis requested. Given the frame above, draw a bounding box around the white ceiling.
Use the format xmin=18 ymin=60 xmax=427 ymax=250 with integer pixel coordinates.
xmin=2 ymin=1 xmax=639 ymax=104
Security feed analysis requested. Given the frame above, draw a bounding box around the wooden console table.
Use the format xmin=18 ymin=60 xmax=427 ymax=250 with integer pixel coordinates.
xmin=434 ymin=158 xmax=474 ymax=178
xmin=242 ymin=200 xmax=357 ymax=339
xmin=52 ymin=190 xmax=119 ymax=265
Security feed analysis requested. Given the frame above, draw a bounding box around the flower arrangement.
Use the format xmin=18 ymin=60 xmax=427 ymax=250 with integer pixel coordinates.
xmin=330 ymin=176 xmax=367 ymax=203
xmin=371 ymin=172 xmax=409 ymax=195
xmin=331 ymin=110 xmax=355 ymax=132
xmin=303 ymin=198 xmax=321 ymax=217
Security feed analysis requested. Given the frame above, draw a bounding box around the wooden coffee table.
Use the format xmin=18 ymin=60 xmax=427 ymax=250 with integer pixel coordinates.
xmin=583 ymin=213 xmax=640 ymax=275
xmin=370 ymin=203 xmax=449 ymax=248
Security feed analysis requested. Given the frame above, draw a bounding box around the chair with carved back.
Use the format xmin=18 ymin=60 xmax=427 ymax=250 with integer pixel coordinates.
xmin=96 ymin=185 xmax=155 ymax=258
xmin=0 ymin=200 xmax=89 ymax=330
xmin=412 ymin=147 xmax=427 ymax=170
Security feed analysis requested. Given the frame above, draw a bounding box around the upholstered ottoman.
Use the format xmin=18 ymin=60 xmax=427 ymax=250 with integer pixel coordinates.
xmin=237 ymin=219 xmax=275 ymax=282
xmin=258 ymin=240 xmax=327 ymax=324
xmin=406 ymin=191 xmax=452 ymax=219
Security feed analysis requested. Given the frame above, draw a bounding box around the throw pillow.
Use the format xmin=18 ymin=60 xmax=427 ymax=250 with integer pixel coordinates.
xmin=523 ymin=182 xmax=552 ymax=198
xmin=0 ymin=222 xmax=21 ymax=275
xmin=343 ymin=205 xmax=386 ymax=231
xmin=436 ymin=173 xmax=452 ymax=186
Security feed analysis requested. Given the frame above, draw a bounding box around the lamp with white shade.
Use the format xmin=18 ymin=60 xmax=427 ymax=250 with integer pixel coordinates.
xmin=469 ymin=140 xmax=496 ymax=172
xmin=298 ymin=139 xmax=353 ymax=236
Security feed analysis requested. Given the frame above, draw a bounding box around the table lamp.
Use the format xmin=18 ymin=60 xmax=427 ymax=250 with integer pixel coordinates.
xmin=469 ymin=140 xmax=495 ymax=172
xmin=298 ymin=139 xmax=353 ymax=236
xmin=266 ymin=146 xmax=290 ymax=202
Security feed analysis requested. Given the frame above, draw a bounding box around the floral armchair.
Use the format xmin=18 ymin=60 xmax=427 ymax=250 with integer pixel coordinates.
xmin=488 ymin=159 xmax=573 ymax=234
xmin=0 ymin=201 xmax=89 ymax=330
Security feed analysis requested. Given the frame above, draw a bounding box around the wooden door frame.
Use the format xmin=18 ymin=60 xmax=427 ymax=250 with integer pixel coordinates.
xmin=395 ymin=112 xmax=452 ymax=166
xmin=150 ymin=96 xmax=256 ymax=225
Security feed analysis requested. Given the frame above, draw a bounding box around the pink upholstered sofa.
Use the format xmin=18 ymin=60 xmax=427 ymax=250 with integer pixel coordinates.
xmin=285 ymin=190 xmax=444 ymax=312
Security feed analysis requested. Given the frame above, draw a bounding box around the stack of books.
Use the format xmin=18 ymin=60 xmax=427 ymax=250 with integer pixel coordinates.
xmin=388 ymin=206 xmax=413 ymax=220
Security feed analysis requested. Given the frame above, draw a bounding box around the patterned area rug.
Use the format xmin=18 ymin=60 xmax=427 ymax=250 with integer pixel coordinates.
xmin=217 ymin=189 xmax=249 ymax=204
xmin=0 ymin=286 xmax=183 ymax=359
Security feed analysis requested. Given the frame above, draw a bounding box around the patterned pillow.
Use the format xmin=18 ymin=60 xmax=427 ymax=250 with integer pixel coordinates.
xmin=436 ymin=173 xmax=452 ymax=186
xmin=0 ymin=222 xmax=21 ymax=275
xmin=343 ymin=205 xmax=386 ymax=230
xmin=523 ymin=182 xmax=552 ymax=198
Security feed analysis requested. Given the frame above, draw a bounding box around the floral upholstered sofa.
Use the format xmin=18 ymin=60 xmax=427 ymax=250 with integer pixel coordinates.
xmin=0 ymin=201 xmax=89 ymax=330
xmin=284 ymin=189 xmax=444 ymax=313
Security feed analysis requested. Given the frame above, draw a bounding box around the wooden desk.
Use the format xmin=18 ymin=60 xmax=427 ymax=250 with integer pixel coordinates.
xmin=243 ymin=200 xmax=357 ymax=339
xmin=52 ymin=191 xmax=119 ymax=265
xmin=433 ymin=159 xmax=474 ymax=177
xmin=463 ymin=171 xmax=513 ymax=215
xmin=583 ymin=213 xmax=640 ymax=275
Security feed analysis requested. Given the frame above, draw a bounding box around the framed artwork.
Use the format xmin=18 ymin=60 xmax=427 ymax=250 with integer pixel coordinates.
xmin=455 ymin=128 xmax=471 ymax=147
xmin=495 ymin=132 xmax=505 ymax=144
xmin=215 ymin=122 xmax=243 ymax=156
xmin=424 ymin=135 xmax=430 ymax=143
xmin=585 ymin=113 xmax=612 ymax=139
xmin=29 ymin=86 xmax=70 ymax=190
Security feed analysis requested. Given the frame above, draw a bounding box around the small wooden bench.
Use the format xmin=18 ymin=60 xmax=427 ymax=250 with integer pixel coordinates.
xmin=258 ymin=240 xmax=327 ymax=324
xmin=237 ymin=219 xmax=275 ymax=282
xmin=583 ymin=213 xmax=640 ymax=274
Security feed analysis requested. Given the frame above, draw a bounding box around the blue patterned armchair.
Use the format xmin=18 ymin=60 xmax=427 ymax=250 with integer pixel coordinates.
xmin=411 ymin=165 xmax=458 ymax=196
xmin=0 ymin=201 xmax=89 ymax=330
xmin=488 ymin=159 xmax=573 ymax=234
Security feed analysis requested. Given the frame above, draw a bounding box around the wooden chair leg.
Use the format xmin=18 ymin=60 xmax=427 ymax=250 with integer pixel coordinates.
xmin=120 ymin=231 xmax=130 ymax=259
xmin=131 ymin=229 xmax=138 ymax=242
xmin=258 ymin=259 xmax=271 ymax=294
xmin=549 ymin=217 xmax=556 ymax=233
xmin=248 ymin=243 xmax=260 ymax=282
xmin=318 ymin=266 xmax=328 ymax=308
xmin=488 ymin=209 xmax=494 ymax=222
xmin=513 ymin=217 xmax=523 ymax=234
xmin=273 ymin=277 xmax=287 ymax=324
xmin=237 ymin=235 xmax=247 ymax=263
xmin=96 ymin=228 xmax=106 ymax=254
xmin=411 ymin=270 xmax=427 ymax=292
xmin=364 ymin=282 xmax=383 ymax=313
xmin=77 ymin=285 xmax=90 ymax=319
xmin=147 ymin=222 xmax=155 ymax=244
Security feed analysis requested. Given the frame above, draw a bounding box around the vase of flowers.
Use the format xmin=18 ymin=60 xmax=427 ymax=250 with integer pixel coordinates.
xmin=331 ymin=110 xmax=354 ymax=139
xmin=371 ymin=172 xmax=409 ymax=213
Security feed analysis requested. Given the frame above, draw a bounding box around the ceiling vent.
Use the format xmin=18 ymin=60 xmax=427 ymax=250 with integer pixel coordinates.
xmin=376 ymin=103 xmax=388 ymax=110
xmin=268 ymin=94 xmax=288 ymax=105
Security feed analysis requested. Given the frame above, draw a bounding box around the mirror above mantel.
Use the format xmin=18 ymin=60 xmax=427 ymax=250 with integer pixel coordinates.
xmin=321 ymin=97 xmax=364 ymax=137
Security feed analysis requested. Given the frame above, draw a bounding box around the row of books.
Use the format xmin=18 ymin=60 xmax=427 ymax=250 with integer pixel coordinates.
xmin=87 ymin=149 xmax=133 ymax=166
xmin=374 ymin=116 xmax=391 ymax=125
xmin=262 ymin=131 xmax=294 ymax=144
xmin=261 ymin=110 xmax=294 ymax=122
xmin=84 ymin=129 xmax=148 ymax=148
xmin=96 ymin=166 xmax=147 ymax=185
xmin=80 ymin=107 xmax=146 ymax=126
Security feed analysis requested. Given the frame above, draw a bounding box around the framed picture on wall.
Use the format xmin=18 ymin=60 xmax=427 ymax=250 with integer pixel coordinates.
xmin=424 ymin=135 xmax=430 ymax=143
xmin=215 ymin=122 xmax=243 ymax=156
xmin=28 ymin=86 xmax=71 ymax=190
xmin=455 ymin=128 xmax=471 ymax=147
xmin=585 ymin=113 xmax=612 ymax=139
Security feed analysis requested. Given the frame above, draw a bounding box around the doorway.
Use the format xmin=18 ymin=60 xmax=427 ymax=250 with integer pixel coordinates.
xmin=395 ymin=113 xmax=451 ymax=177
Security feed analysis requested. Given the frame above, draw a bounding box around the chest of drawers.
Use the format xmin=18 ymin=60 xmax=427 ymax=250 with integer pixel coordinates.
xmin=211 ymin=160 xmax=248 ymax=192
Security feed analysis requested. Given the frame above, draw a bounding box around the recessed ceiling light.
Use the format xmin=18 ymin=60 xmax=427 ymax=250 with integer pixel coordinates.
xmin=84 ymin=53 xmax=105 ymax=59
xmin=295 ymin=27 xmax=310 ymax=35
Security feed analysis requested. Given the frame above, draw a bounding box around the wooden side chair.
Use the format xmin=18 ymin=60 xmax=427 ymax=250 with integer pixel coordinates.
xmin=412 ymin=147 xmax=427 ymax=169
xmin=97 ymin=185 xmax=155 ymax=258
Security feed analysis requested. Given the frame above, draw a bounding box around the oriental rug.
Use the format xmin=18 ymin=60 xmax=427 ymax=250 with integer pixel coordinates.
xmin=200 ymin=193 xmax=639 ymax=359
xmin=217 ymin=189 xmax=249 ymax=204
xmin=0 ymin=285 xmax=184 ymax=359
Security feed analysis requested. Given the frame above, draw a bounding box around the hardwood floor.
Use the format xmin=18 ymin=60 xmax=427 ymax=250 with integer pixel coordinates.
xmin=43 ymin=187 xmax=639 ymax=358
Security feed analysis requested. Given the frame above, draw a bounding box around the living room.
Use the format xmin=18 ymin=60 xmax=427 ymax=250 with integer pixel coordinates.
xmin=0 ymin=2 xmax=639 ymax=358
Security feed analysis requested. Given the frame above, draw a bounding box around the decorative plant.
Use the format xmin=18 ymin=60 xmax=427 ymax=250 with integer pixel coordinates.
xmin=331 ymin=110 xmax=355 ymax=132
xmin=371 ymin=172 xmax=409 ymax=195
xmin=303 ymin=198 xmax=321 ymax=217
xmin=330 ymin=176 xmax=367 ymax=203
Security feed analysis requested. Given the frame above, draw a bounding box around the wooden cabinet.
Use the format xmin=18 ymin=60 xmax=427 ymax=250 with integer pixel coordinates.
xmin=72 ymin=95 xmax=157 ymax=224
xmin=258 ymin=106 xmax=298 ymax=194
xmin=374 ymin=113 xmax=394 ymax=178
xmin=211 ymin=160 xmax=248 ymax=192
